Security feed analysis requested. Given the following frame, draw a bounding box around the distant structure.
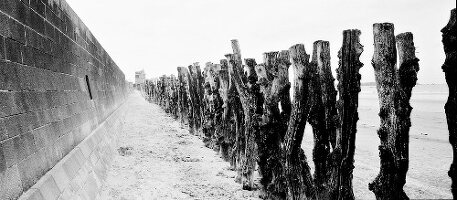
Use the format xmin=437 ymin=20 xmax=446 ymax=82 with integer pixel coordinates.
xmin=135 ymin=69 xmax=146 ymax=90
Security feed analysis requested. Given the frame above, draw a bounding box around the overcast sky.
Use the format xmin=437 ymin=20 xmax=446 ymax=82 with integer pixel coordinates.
xmin=66 ymin=0 xmax=455 ymax=84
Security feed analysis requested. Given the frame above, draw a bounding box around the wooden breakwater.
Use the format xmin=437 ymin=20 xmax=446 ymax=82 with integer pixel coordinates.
xmin=143 ymin=9 xmax=456 ymax=200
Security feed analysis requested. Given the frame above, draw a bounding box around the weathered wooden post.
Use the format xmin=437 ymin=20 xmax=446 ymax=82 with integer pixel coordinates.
xmin=220 ymin=58 xmax=245 ymax=172
xmin=160 ymin=75 xmax=167 ymax=108
xmin=216 ymin=59 xmax=234 ymax=163
xmin=188 ymin=63 xmax=205 ymax=136
xmin=152 ymin=80 xmax=157 ymax=102
xmin=283 ymin=43 xmax=316 ymax=199
xmin=226 ymin=39 xmax=261 ymax=190
xmin=328 ymin=29 xmax=363 ymax=200
xmin=179 ymin=66 xmax=198 ymax=134
xmin=156 ymin=76 xmax=162 ymax=105
xmin=150 ymin=80 xmax=156 ymax=102
xmin=308 ymin=40 xmax=335 ymax=197
xmin=177 ymin=67 xmax=190 ymax=128
xmin=442 ymin=8 xmax=457 ymax=198
xmin=203 ymin=63 xmax=214 ymax=146
xmin=369 ymin=23 xmax=419 ymax=200
xmin=164 ymin=75 xmax=172 ymax=113
xmin=245 ymin=58 xmax=263 ymax=118
xmin=210 ymin=64 xmax=225 ymax=151
xmin=144 ymin=80 xmax=152 ymax=101
xmin=151 ymin=78 xmax=158 ymax=103
xmin=170 ymin=75 xmax=179 ymax=118
xmin=156 ymin=77 xmax=161 ymax=105
xmin=254 ymin=51 xmax=291 ymax=198
xmin=202 ymin=62 xmax=223 ymax=148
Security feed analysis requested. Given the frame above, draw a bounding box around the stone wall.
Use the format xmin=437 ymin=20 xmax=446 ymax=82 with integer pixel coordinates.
xmin=0 ymin=0 xmax=129 ymax=199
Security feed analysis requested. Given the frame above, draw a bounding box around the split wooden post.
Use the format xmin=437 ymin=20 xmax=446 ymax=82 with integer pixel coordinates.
xmin=442 ymin=8 xmax=457 ymax=199
xmin=369 ymin=23 xmax=419 ymax=200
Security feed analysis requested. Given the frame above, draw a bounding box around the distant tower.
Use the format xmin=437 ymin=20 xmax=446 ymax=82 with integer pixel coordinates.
xmin=134 ymin=69 xmax=146 ymax=90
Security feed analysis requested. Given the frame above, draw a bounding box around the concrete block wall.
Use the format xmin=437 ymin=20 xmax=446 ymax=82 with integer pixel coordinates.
xmin=0 ymin=0 xmax=129 ymax=199
xmin=18 ymin=102 xmax=127 ymax=200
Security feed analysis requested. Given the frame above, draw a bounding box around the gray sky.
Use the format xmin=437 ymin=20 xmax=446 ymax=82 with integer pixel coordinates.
xmin=66 ymin=0 xmax=455 ymax=84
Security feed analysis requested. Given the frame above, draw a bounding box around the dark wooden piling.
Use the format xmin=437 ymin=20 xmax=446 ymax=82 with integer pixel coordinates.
xmin=282 ymin=43 xmax=316 ymax=200
xmin=329 ymin=29 xmax=363 ymax=200
xmin=188 ymin=63 xmax=204 ymax=136
xmin=254 ymin=50 xmax=291 ymax=198
xmin=177 ymin=67 xmax=190 ymax=128
xmin=442 ymin=8 xmax=457 ymax=199
xmin=308 ymin=40 xmax=335 ymax=196
xmin=225 ymin=39 xmax=261 ymax=190
xmin=202 ymin=62 xmax=224 ymax=149
xmin=216 ymin=59 xmax=235 ymax=164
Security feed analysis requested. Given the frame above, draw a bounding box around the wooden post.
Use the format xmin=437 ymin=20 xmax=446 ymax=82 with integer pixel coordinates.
xmin=442 ymin=8 xmax=457 ymax=199
xmin=179 ymin=66 xmax=197 ymax=134
xmin=177 ymin=67 xmax=190 ymax=128
xmin=202 ymin=63 xmax=214 ymax=146
xmin=254 ymin=50 xmax=291 ymax=198
xmin=278 ymin=50 xmax=292 ymax=123
xmin=217 ymin=59 xmax=234 ymax=163
xmin=202 ymin=62 xmax=223 ymax=148
xmin=170 ymin=75 xmax=179 ymax=119
xmin=211 ymin=64 xmax=224 ymax=152
xmin=165 ymin=75 xmax=172 ymax=113
xmin=369 ymin=23 xmax=419 ymax=200
xmin=222 ymin=58 xmax=245 ymax=173
xmin=225 ymin=39 xmax=260 ymax=190
xmin=329 ymin=29 xmax=363 ymax=200
xmin=144 ymin=80 xmax=152 ymax=102
xmin=157 ymin=76 xmax=163 ymax=107
xmin=162 ymin=75 xmax=167 ymax=108
xmin=188 ymin=63 xmax=205 ymax=137
xmin=308 ymin=40 xmax=335 ymax=195
xmin=283 ymin=44 xmax=316 ymax=199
